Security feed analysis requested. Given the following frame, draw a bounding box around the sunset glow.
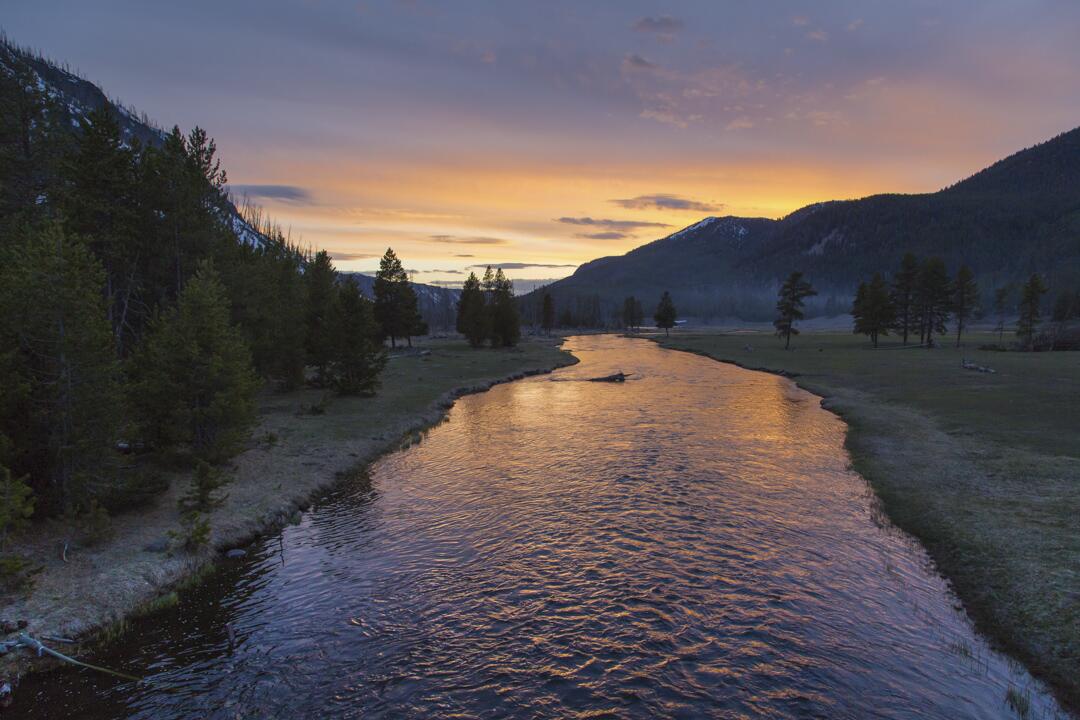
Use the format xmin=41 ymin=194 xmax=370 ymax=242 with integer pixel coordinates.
xmin=8 ymin=0 xmax=1080 ymax=284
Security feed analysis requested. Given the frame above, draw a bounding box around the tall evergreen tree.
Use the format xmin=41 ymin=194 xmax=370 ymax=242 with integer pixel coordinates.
xmin=1016 ymin=273 xmax=1048 ymax=350
xmin=851 ymin=273 xmax=895 ymax=348
xmin=622 ymin=296 xmax=638 ymax=332
xmin=890 ymin=252 xmax=919 ymax=345
xmin=128 ymin=261 xmax=259 ymax=462
xmin=993 ymin=286 xmax=1012 ymax=344
xmin=654 ymin=291 xmax=677 ymax=337
xmin=916 ymin=257 xmax=952 ymax=346
xmin=952 ymin=265 xmax=979 ymax=347
xmin=457 ymin=272 xmax=488 ymax=347
xmin=374 ymin=248 xmax=422 ymax=348
xmin=60 ymin=107 xmax=140 ymax=350
xmin=489 ymin=269 xmax=521 ymax=347
xmin=774 ymin=272 xmax=816 ymax=349
xmin=304 ymin=249 xmax=337 ymax=385
xmin=541 ymin=292 xmax=555 ymax=335
xmin=330 ymin=278 xmax=387 ymax=395
xmin=0 ymin=224 xmax=122 ymax=511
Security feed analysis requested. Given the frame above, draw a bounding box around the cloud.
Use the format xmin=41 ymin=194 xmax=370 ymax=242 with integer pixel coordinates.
xmin=806 ymin=29 xmax=828 ymax=42
xmin=633 ymin=16 xmax=683 ymax=35
xmin=330 ymin=251 xmax=379 ymax=260
xmin=847 ymin=18 xmax=864 ymax=31
xmin=229 ymin=184 xmax=312 ymax=203
xmin=415 ymin=268 xmax=465 ymax=274
xmin=453 ymin=253 xmax=475 ymax=257
xmin=556 ymin=217 xmax=670 ymax=231
xmin=609 ymin=194 xmax=724 ymax=212
xmin=791 ymin=16 xmax=810 ymax=27
xmin=577 ymin=231 xmax=629 ymax=240
xmin=622 ymin=53 xmax=657 ymax=71
xmin=428 ymin=235 xmax=510 ymax=245
xmin=468 ymin=262 xmax=577 ymax=270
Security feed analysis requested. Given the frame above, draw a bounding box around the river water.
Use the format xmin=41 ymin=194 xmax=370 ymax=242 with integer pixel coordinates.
xmin=13 ymin=336 xmax=1067 ymax=718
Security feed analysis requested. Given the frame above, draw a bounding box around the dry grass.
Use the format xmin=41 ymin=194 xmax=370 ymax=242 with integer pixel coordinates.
xmin=654 ymin=328 xmax=1080 ymax=713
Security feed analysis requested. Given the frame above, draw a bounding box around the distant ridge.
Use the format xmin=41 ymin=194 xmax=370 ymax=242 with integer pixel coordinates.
xmin=528 ymin=127 xmax=1080 ymax=324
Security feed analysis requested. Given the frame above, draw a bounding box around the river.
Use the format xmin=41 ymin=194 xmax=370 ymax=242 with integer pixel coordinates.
xmin=12 ymin=335 xmax=1067 ymax=719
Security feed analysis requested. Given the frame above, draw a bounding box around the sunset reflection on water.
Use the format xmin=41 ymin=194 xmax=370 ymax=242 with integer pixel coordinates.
xmin=17 ymin=335 xmax=1067 ymax=719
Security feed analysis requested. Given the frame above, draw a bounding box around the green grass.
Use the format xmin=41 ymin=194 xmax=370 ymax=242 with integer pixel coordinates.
xmin=655 ymin=329 xmax=1080 ymax=712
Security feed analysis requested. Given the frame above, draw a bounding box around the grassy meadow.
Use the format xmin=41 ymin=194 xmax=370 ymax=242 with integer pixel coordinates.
xmin=655 ymin=329 xmax=1080 ymax=711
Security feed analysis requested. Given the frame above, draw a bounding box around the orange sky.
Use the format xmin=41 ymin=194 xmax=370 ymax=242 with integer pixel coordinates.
xmin=7 ymin=0 xmax=1080 ymax=285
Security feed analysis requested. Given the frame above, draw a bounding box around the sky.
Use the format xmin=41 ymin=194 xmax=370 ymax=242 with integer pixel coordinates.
xmin=5 ymin=1 xmax=1080 ymax=286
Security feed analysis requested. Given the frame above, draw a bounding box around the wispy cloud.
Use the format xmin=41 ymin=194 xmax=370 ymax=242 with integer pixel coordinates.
xmin=428 ymin=235 xmax=511 ymax=245
xmin=556 ymin=217 xmax=670 ymax=231
xmin=415 ymin=268 xmax=466 ymax=274
xmin=468 ymin=262 xmax=577 ymax=270
xmin=622 ymin=53 xmax=658 ymax=72
xmin=230 ymin=184 xmax=312 ymax=203
xmin=633 ymin=16 xmax=683 ymax=36
xmin=330 ymin=251 xmax=379 ymax=260
xmin=577 ymin=231 xmax=629 ymax=240
xmin=609 ymin=194 xmax=724 ymax=212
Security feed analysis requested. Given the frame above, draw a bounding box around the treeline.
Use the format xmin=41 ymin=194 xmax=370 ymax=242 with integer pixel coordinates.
xmin=455 ymin=267 xmax=521 ymax=347
xmin=773 ymin=254 xmax=1078 ymax=350
xmin=0 ymin=64 xmax=404 ymax=553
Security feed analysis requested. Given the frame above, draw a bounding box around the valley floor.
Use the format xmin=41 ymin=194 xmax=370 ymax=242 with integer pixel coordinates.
xmin=0 ymin=336 xmax=575 ymax=682
xmin=653 ymin=329 xmax=1080 ymax=712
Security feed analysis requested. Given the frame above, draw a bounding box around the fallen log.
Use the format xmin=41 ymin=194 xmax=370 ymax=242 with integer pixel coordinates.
xmin=588 ymin=372 xmax=629 ymax=383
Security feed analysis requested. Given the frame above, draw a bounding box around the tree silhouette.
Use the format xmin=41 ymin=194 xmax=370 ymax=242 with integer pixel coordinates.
xmin=654 ymin=291 xmax=677 ymax=337
xmin=774 ymin=272 xmax=817 ymax=349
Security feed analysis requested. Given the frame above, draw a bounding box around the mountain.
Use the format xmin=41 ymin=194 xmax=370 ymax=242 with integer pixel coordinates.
xmin=529 ymin=129 xmax=1080 ymax=324
xmin=1 ymin=38 xmax=459 ymax=329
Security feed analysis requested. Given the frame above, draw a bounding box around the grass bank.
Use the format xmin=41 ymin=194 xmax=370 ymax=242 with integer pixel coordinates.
xmin=653 ymin=329 xmax=1080 ymax=712
xmin=0 ymin=336 xmax=575 ymax=679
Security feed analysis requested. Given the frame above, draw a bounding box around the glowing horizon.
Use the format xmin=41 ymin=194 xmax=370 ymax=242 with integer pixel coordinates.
xmin=7 ymin=1 xmax=1080 ymax=286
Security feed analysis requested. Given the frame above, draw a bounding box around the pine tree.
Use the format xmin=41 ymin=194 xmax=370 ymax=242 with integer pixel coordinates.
xmin=993 ymin=286 xmax=1012 ymax=344
xmin=774 ymin=272 xmax=816 ymax=349
xmin=541 ymin=293 xmax=555 ymax=335
xmin=0 ymin=224 xmax=122 ymax=511
xmin=916 ymin=257 xmax=952 ymax=346
xmin=373 ymin=247 xmax=415 ymax=348
xmin=0 ymin=464 xmax=34 ymax=550
xmin=654 ymin=291 xmax=677 ymax=337
xmin=457 ymin=272 xmax=488 ymax=347
xmin=222 ymin=242 xmax=307 ymax=390
xmin=330 ymin=278 xmax=387 ymax=395
xmin=128 ymin=261 xmax=259 ymax=461
xmin=891 ymin=252 xmax=919 ymax=345
xmin=304 ymin=249 xmax=337 ymax=385
xmin=1016 ymin=273 xmax=1048 ymax=350
xmin=179 ymin=461 xmax=229 ymax=513
xmin=952 ymin=265 xmax=979 ymax=347
xmin=623 ymin=296 xmax=637 ymax=331
xmin=490 ymin=269 xmax=521 ymax=347
xmin=60 ymin=107 xmax=140 ymax=351
xmin=851 ymin=273 xmax=895 ymax=347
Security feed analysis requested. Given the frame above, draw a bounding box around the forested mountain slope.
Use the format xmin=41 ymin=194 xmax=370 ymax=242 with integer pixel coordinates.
xmin=530 ymin=128 xmax=1080 ymax=324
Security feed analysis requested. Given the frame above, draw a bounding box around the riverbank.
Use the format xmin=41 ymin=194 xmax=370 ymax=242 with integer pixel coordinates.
xmin=651 ymin=329 xmax=1080 ymax=713
xmin=0 ymin=336 xmax=576 ymax=682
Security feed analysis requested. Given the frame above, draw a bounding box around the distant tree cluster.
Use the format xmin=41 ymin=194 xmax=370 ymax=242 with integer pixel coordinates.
xmin=0 ymin=62 xmax=390 ymax=548
xmin=455 ymin=266 xmax=521 ymax=348
xmin=842 ymin=252 xmax=1063 ymax=350
xmin=622 ymin=296 xmax=645 ymax=332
